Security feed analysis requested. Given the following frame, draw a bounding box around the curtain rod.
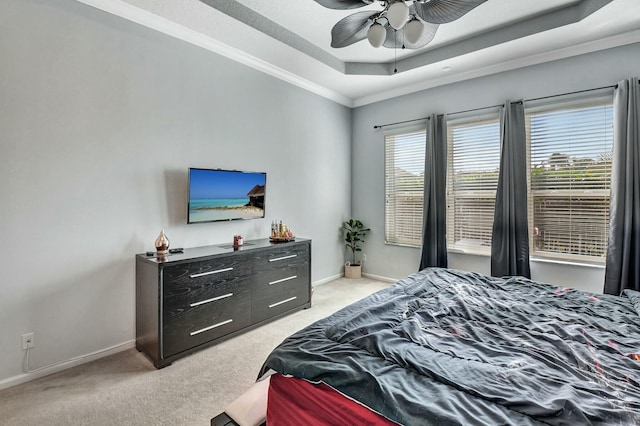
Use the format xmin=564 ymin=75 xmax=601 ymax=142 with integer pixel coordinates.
xmin=373 ymin=84 xmax=617 ymax=130
xmin=373 ymin=116 xmax=430 ymax=130
xmin=525 ymin=84 xmax=616 ymax=103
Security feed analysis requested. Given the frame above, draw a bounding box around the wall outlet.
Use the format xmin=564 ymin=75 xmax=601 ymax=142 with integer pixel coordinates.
xmin=22 ymin=332 xmax=34 ymax=350
xmin=362 ymin=254 xmax=367 ymax=262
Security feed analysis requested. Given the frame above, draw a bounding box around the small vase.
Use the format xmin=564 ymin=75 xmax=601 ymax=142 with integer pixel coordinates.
xmin=155 ymin=229 xmax=170 ymax=255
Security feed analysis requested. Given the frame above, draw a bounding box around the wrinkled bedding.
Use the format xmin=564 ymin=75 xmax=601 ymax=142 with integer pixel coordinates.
xmin=260 ymin=268 xmax=640 ymax=425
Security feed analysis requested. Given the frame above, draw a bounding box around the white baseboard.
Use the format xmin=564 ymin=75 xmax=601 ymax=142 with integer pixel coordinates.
xmin=362 ymin=272 xmax=399 ymax=283
xmin=314 ymin=272 xmax=398 ymax=284
xmin=312 ymin=274 xmax=342 ymax=287
xmin=0 ymin=340 xmax=135 ymax=391
xmin=0 ymin=275 xmax=392 ymax=391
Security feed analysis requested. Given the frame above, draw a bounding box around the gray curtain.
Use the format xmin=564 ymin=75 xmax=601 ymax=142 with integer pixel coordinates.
xmin=604 ymin=78 xmax=640 ymax=295
xmin=420 ymin=114 xmax=448 ymax=270
xmin=491 ymin=101 xmax=531 ymax=278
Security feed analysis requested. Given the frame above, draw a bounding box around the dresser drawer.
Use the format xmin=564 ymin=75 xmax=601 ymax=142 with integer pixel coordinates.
xmin=252 ymin=265 xmax=310 ymax=300
xmin=163 ymin=256 xmax=251 ymax=307
xmin=252 ymin=277 xmax=310 ymax=324
xmin=253 ymin=243 xmax=309 ymax=274
xmin=163 ymin=288 xmax=251 ymax=358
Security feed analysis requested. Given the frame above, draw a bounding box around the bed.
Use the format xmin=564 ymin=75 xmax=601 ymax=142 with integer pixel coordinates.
xmin=214 ymin=267 xmax=640 ymax=425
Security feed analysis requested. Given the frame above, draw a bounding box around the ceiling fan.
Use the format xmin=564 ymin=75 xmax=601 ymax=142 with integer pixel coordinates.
xmin=314 ymin=0 xmax=487 ymax=49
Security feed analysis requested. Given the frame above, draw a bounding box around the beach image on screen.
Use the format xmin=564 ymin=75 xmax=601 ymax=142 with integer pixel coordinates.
xmin=188 ymin=169 xmax=266 ymax=223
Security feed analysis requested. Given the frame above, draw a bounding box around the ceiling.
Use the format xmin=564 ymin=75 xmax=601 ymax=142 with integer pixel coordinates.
xmin=78 ymin=0 xmax=640 ymax=107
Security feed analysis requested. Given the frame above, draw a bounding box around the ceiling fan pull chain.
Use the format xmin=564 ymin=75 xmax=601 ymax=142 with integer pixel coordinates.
xmin=394 ymin=30 xmax=398 ymax=74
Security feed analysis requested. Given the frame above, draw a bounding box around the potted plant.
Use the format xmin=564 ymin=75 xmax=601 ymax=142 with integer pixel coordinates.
xmin=343 ymin=218 xmax=370 ymax=279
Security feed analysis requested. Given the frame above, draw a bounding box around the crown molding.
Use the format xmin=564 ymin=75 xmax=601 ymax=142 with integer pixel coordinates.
xmin=74 ymin=0 xmax=354 ymax=107
xmin=352 ymin=29 xmax=640 ymax=107
xmin=194 ymin=0 xmax=613 ymax=77
xmin=347 ymin=0 xmax=614 ymax=75
xmin=198 ymin=0 xmax=344 ymax=73
xmin=72 ymin=0 xmax=639 ymax=109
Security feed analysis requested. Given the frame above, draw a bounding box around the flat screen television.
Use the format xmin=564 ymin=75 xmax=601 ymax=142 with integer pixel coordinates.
xmin=188 ymin=168 xmax=266 ymax=224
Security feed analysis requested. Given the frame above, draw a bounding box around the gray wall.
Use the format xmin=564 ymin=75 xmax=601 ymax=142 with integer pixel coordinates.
xmin=0 ymin=0 xmax=351 ymax=384
xmin=352 ymin=42 xmax=640 ymax=292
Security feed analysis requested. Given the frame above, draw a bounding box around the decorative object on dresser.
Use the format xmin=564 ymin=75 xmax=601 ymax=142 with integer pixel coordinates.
xmin=135 ymin=238 xmax=311 ymax=368
xmin=270 ymin=219 xmax=295 ymax=242
xmin=154 ymin=229 xmax=170 ymax=255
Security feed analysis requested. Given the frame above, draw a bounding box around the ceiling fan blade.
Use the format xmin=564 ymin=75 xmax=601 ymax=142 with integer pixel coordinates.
xmin=313 ymin=0 xmax=370 ymax=10
xmin=382 ymin=20 xmax=439 ymax=49
xmin=413 ymin=0 xmax=487 ymax=24
xmin=331 ymin=11 xmax=378 ymax=48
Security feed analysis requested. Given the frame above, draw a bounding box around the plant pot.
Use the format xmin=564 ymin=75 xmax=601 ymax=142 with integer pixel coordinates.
xmin=344 ymin=263 xmax=362 ymax=279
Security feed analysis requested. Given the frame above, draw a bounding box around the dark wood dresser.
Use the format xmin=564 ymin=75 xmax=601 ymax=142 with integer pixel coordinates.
xmin=135 ymin=238 xmax=311 ymax=368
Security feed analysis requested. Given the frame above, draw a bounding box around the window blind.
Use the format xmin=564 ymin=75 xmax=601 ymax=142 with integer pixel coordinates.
xmin=447 ymin=115 xmax=501 ymax=253
xmin=526 ymin=97 xmax=613 ymax=262
xmin=384 ymin=128 xmax=426 ymax=246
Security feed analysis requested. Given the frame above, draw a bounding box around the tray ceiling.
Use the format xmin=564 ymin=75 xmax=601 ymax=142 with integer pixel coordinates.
xmin=77 ymin=0 xmax=640 ymax=106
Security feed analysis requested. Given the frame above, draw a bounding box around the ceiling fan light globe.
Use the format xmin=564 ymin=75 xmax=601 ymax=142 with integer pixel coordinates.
xmin=387 ymin=2 xmax=409 ymax=30
xmin=367 ymin=23 xmax=386 ymax=48
xmin=405 ymin=19 xmax=424 ymax=44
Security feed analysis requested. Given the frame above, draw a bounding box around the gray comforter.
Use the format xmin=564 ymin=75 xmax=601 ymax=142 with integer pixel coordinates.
xmin=260 ymin=268 xmax=640 ymax=425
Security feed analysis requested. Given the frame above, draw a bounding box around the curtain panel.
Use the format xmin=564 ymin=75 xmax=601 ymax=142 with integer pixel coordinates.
xmin=420 ymin=114 xmax=448 ymax=270
xmin=491 ymin=101 xmax=531 ymax=278
xmin=604 ymin=78 xmax=640 ymax=295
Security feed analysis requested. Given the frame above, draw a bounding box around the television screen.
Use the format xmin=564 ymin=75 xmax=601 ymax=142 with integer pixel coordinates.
xmin=188 ymin=168 xmax=266 ymax=224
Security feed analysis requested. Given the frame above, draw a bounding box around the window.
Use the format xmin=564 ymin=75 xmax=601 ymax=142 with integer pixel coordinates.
xmin=384 ymin=128 xmax=426 ymax=246
xmin=526 ymin=96 xmax=613 ymax=263
xmin=384 ymin=93 xmax=613 ymax=264
xmin=446 ymin=114 xmax=501 ymax=253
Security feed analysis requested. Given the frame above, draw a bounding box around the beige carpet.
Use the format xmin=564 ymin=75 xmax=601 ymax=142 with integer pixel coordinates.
xmin=0 ymin=277 xmax=389 ymax=426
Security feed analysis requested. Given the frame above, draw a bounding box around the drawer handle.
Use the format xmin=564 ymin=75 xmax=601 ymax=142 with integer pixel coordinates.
xmin=269 ymin=275 xmax=298 ymax=286
xmin=190 ymin=293 xmax=233 ymax=307
xmin=190 ymin=267 xmax=233 ymax=278
xmin=268 ymin=296 xmax=297 ymax=308
xmin=190 ymin=319 xmax=233 ymax=336
xmin=269 ymin=254 xmax=297 ymax=262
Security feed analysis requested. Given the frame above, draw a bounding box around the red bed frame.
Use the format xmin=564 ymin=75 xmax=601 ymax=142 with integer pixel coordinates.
xmin=267 ymin=373 xmax=397 ymax=425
